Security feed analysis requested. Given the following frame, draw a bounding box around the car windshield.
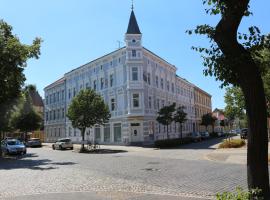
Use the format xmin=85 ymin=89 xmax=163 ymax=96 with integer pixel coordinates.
xmin=58 ymin=139 xmax=71 ymax=143
xmin=7 ymin=140 xmax=22 ymax=145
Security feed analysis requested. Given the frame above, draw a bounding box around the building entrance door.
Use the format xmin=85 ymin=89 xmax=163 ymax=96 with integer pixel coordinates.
xmin=130 ymin=123 xmax=141 ymax=142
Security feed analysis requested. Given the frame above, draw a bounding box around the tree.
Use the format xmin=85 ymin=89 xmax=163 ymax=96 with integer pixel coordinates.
xmin=66 ymin=89 xmax=110 ymax=151
xmin=0 ymin=20 xmax=41 ymax=106
xmin=189 ymin=0 xmax=270 ymax=197
xmin=201 ymin=113 xmax=216 ymax=132
xmin=12 ymin=91 xmax=42 ymax=140
xmin=174 ymin=106 xmax=187 ymax=139
xmin=156 ymin=103 xmax=176 ymax=139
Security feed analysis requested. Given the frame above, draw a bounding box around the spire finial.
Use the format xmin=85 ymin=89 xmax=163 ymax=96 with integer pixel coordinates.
xmin=131 ymin=0 xmax=134 ymax=10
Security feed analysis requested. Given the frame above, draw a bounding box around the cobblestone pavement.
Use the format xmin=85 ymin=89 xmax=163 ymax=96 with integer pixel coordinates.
xmin=0 ymin=139 xmax=247 ymax=200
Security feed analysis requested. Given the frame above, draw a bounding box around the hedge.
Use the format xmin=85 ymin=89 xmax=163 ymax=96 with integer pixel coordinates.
xmin=154 ymin=137 xmax=193 ymax=148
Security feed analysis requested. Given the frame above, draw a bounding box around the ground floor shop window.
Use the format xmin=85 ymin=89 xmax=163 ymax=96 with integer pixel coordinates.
xmin=104 ymin=124 xmax=110 ymax=142
xmin=114 ymin=123 xmax=122 ymax=142
xmin=95 ymin=126 xmax=101 ymax=142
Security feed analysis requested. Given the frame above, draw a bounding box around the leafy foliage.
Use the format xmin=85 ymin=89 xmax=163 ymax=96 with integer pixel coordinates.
xmin=174 ymin=106 xmax=187 ymax=138
xmin=216 ymin=187 xmax=262 ymax=200
xmin=156 ymin=103 xmax=176 ymax=138
xmin=67 ymin=89 xmax=110 ymax=149
xmin=201 ymin=113 xmax=216 ymax=129
xmin=0 ymin=20 xmax=41 ymax=106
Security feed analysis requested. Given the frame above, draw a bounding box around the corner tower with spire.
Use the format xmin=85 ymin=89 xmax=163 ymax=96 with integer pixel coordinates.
xmin=125 ymin=5 xmax=143 ymax=63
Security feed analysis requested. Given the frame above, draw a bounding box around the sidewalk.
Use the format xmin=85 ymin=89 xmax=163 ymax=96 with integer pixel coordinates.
xmin=206 ymin=142 xmax=270 ymax=165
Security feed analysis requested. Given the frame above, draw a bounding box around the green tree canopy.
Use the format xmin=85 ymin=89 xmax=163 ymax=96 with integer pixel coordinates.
xmin=0 ymin=20 xmax=41 ymax=106
xmin=67 ymin=89 xmax=110 ymax=150
xmin=174 ymin=106 xmax=187 ymax=139
xmin=201 ymin=113 xmax=216 ymax=132
xmin=156 ymin=103 xmax=176 ymax=139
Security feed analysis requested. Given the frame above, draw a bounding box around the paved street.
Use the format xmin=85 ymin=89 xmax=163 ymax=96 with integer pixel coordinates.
xmin=0 ymin=138 xmax=247 ymax=200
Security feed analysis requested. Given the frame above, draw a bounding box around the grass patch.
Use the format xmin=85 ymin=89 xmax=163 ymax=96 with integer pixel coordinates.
xmin=218 ymin=139 xmax=246 ymax=149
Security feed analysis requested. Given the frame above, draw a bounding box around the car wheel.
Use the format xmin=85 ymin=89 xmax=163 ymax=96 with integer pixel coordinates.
xmin=52 ymin=145 xmax=55 ymax=150
xmin=70 ymin=147 xmax=73 ymax=150
xmin=59 ymin=145 xmax=63 ymax=150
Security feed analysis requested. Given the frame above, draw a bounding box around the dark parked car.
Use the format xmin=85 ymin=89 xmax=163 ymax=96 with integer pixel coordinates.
xmin=191 ymin=132 xmax=202 ymax=142
xmin=240 ymin=128 xmax=248 ymax=139
xmin=200 ymin=131 xmax=210 ymax=140
xmin=26 ymin=138 xmax=42 ymax=147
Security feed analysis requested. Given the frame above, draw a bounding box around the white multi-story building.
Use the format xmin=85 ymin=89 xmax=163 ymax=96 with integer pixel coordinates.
xmin=44 ymin=8 xmax=211 ymax=144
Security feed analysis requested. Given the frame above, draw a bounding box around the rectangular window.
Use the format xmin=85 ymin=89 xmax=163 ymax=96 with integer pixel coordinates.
xmin=161 ymin=78 xmax=164 ymax=89
xmin=69 ymin=127 xmax=72 ymax=137
xmin=86 ymin=82 xmax=90 ymax=88
xmin=167 ymin=81 xmax=170 ymax=91
xmin=62 ymin=108 xmax=65 ymax=118
xmin=157 ymin=99 xmax=160 ymax=110
xmin=46 ymin=96 xmax=48 ymax=105
xmin=93 ymin=80 xmax=97 ymax=90
xmin=104 ymin=124 xmax=110 ymax=142
xmin=53 ymin=110 xmax=56 ymax=120
xmin=147 ymin=73 xmax=151 ymax=85
xmin=132 ymin=94 xmax=140 ymax=108
xmin=148 ymin=96 xmax=152 ymax=109
xmin=62 ymin=90 xmax=65 ymax=100
xmin=132 ymin=67 xmax=138 ymax=81
xmin=155 ymin=76 xmax=158 ymax=88
xmin=111 ymin=98 xmax=116 ymax=111
xmin=172 ymin=83 xmax=174 ymax=93
xmin=73 ymin=88 xmax=76 ymax=97
xmin=46 ymin=112 xmax=48 ymax=121
xmin=100 ymin=78 xmax=104 ymax=90
xmin=68 ymin=89 xmax=71 ymax=99
xmin=95 ymin=126 xmax=101 ymax=142
xmin=57 ymin=92 xmax=60 ymax=102
xmin=110 ymin=74 xmax=114 ymax=87
xmin=114 ymin=123 xmax=122 ymax=142
xmin=132 ymin=50 xmax=136 ymax=57
xmin=74 ymin=129 xmax=76 ymax=137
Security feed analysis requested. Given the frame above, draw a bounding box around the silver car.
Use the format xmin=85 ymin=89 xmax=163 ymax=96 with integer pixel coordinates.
xmin=52 ymin=138 xmax=73 ymax=150
xmin=1 ymin=139 xmax=27 ymax=155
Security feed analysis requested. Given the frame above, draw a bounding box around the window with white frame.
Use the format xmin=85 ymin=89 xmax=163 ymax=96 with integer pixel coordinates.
xmin=147 ymin=73 xmax=151 ymax=85
xmin=132 ymin=50 xmax=136 ymax=57
xmin=100 ymin=78 xmax=104 ymax=90
xmin=132 ymin=93 xmax=140 ymax=108
xmin=111 ymin=98 xmax=116 ymax=111
xmin=148 ymin=96 xmax=152 ymax=109
xmin=110 ymin=74 xmax=114 ymax=87
xmin=155 ymin=76 xmax=159 ymax=88
xmin=132 ymin=67 xmax=138 ymax=81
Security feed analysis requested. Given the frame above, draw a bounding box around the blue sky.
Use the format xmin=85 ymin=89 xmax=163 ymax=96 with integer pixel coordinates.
xmin=0 ymin=0 xmax=269 ymax=109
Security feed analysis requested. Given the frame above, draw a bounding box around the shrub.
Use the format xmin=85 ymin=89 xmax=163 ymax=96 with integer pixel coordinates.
xmin=154 ymin=137 xmax=193 ymax=148
xmin=216 ymin=187 xmax=262 ymax=200
xmin=218 ymin=139 xmax=246 ymax=149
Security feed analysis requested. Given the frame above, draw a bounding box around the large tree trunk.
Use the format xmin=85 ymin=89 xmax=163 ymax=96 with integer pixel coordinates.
xmin=166 ymin=124 xmax=169 ymax=139
xmin=213 ymin=1 xmax=269 ymax=197
xmin=180 ymin=124 xmax=183 ymax=139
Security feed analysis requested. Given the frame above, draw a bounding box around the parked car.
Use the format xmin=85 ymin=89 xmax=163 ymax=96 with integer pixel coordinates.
xmin=217 ymin=132 xmax=226 ymax=137
xmin=240 ymin=128 xmax=248 ymax=139
xmin=200 ymin=131 xmax=210 ymax=140
xmin=26 ymin=138 xmax=42 ymax=147
xmin=52 ymin=138 xmax=73 ymax=150
xmin=1 ymin=139 xmax=27 ymax=155
xmin=191 ymin=132 xmax=202 ymax=142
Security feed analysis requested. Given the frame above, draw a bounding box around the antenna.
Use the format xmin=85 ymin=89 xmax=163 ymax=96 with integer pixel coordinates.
xmin=131 ymin=0 xmax=134 ymax=10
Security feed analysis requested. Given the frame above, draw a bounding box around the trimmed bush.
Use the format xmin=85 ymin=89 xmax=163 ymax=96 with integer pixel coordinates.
xmin=218 ymin=139 xmax=246 ymax=149
xmin=154 ymin=137 xmax=193 ymax=148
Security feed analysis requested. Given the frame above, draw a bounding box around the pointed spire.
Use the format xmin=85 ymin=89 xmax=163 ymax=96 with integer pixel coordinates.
xmin=126 ymin=4 xmax=141 ymax=34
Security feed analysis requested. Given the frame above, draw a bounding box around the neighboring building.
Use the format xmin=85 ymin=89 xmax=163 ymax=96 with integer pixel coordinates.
xmin=212 ymin=108 xmax=226 ymax=132
xmin=44 ymin=8 xmax=211 ymax=144
xmin=194 ymin=86 xmax=212 ymax=132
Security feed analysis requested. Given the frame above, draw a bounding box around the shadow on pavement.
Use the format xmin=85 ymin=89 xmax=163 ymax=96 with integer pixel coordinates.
xmin=0 ymin=153 xmax=77 ymax=170
xmin=76 ymin=149 xmax=128 ymax=154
